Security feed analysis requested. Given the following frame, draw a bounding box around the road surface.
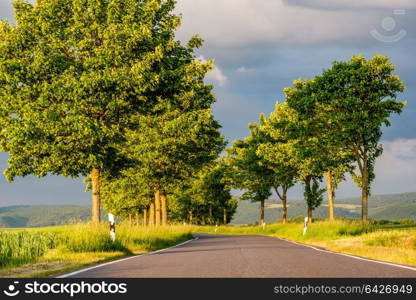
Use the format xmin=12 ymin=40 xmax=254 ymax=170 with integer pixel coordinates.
xmin=61 ymin=233 xmax=416 ymax=278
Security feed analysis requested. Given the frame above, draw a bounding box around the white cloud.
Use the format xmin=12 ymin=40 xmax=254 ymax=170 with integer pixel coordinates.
xmin=0 ymin=1 xmax=14 ymax=21
xmin=381 ymin=139 xmax=416 ymax=160
xmin=198 ymin=56 xmax=227 ymax=87
xmin=336 ymin=139 xmax=416 ymax=197
xmin=368 ymin=138 xmax=416 ymax=194
xmin=207 ymin=66 xmax=227 ymax=87
xmin=236 ymin=66 xmax=251 ymax=73
xmin=175 ymin=0 xmax=400 ymax=47
xmin=286 ymin=138 xmax=416 ymax=200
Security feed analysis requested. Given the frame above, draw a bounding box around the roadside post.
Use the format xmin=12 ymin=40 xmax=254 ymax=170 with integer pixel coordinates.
xmin=262 ymin=221 xmax=266 ymax=230
xmin=109 ymin=213 xmax=116 ymax=242
xmin=303 ymin=217 xmax=308 ymax=235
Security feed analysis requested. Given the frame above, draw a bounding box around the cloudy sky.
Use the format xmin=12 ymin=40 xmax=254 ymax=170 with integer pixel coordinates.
xmin=1 ymin=0 xmax=415 ymax=207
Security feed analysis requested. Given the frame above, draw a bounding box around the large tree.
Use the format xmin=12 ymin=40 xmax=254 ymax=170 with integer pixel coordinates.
xmin=256 ymin=113 xmax=297 ymax=223
xmin=0 ymin=0 xmax=206 ymax=223
xmin=294 ymin=55 xmax=406 ymax=221
xmin=284 ymin=79 xmax=354 ymax=221
xmin=101 ymin=169 xmax=153 ymax=224
xmin=259 ymin=102 xmax=326 ymax=222
xmin=146 ymin=161 xmax=238 ymax=226
xmin=100 ymin=28 xmax=225 ymax=226
xmin=191 ymin=161 xmax=236 ymax=225
xmin=119 ymin=108 xmax=225 ymax=226
xmin=226 ymin=123 xmax=275 ymax=225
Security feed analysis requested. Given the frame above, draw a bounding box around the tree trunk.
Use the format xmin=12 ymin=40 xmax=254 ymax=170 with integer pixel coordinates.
xmin=189 ymin=210 xmax=193 ymax=224
xmin=201 ymin=215 xmax=206 ymax=225
xmin=260 ymin=199 xmax=265 ymax=225
xmin=362 ymin=167 xmax=369 ymax=222
xmin=356 ymin=147 xmax=369 ymax=222
xmin=208 ymin=204 xmax=213 ymax=224
xmin=307 ymin=206 xmax=313 ymax=223
xmin=223 ymin=208 xmax=227 ymax=225
xmin=143 ymin=209 xmax=147 ymax=227
xmin=154 ymin=187 xmax=161 ymax=226
xmin=304 ymin=176 xmax=313 ymax=224
xmin=91 ymin=167 xmax=101 ymax=223
xmin=326 ymin=170 xmax=334 ymax=221
xmin=275 ymin=186 xmax=288 ymax=224
xmin=136 ymin=211 xmax=140 ymax=227
xmin=149 ymin=202 xmax=155 ymax=226
xmin=282 ymin=192 xmax=287 ymax=224
xmin=161 ymin=192 xmax=168 ymax=226
xmin=129 ymin=213 xmax=132 ymax=226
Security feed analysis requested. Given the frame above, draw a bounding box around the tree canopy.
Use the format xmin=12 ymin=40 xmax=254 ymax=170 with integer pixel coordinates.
xmin=288 ymin=55 xmax=406 ymax=221
xmin=0 ymin=0 xmax=225 ymax=224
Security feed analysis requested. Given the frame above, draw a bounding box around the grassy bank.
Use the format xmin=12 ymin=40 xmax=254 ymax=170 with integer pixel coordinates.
xmin=0 ymin=224 xmax=193 ymax=278
xmin=195 ymin=220 xmax=416 ymax=266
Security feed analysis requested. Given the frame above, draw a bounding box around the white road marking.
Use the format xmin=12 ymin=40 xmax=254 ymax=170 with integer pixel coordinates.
xmin=56 ymin=237 xmax=199 ymax=278
xmin=276 ymin=237 xmax=416 ymax=272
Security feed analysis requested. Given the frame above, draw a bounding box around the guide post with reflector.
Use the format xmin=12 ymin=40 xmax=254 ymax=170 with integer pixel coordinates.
xmin=109 ymin=213 xmax=116 ymax=242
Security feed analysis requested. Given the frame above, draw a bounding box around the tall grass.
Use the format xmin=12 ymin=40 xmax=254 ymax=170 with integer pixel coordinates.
xmin=364 ymin=229 xmax=416 ymax=249
xmin=0 ymin=223 xmax=193 ymax=270
xmin=116 ymin=225 xmax=193 ymax=251
xmin=194 ymin=219 xmax=376 ymax=241
xmin=57 ymin=224 xmax=128 ymax=253
xmin=0 ymin=231 xmax=56 ymax=267
xmin=56 ymin=223 xmax=193 ymax=253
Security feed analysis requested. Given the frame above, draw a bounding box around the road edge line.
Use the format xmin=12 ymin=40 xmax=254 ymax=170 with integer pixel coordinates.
xmin=276 ymin=236 xmax=416 ymax=272
xmin=56 ymin=236 xmax=199 ymax=278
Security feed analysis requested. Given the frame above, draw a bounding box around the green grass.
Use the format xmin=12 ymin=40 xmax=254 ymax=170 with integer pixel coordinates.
xmin=56 ymin=224 xmax=128 ymax=253
xmin=0 ymin=223 xmax=193 ymax=277
xmin=364 ymin=230 xmax=416 ymax=249
xmin=0 ymin=231 xmax=56 ymax=268
xmin=194 ymin=219 xmax=376 ymax=240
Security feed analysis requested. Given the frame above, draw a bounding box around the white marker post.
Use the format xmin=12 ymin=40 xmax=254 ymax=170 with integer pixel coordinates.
xmin=303 ymin=217 xmax=308 ymax=235
xmin=262 ymin=221 xmax=266 ymax=231
xmin=109 ymin=213 xmax=116 ymax=242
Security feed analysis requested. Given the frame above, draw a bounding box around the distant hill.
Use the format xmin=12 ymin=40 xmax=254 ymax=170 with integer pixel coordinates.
xmin=1 ymin=192 xmax=415 ymax=227
xmin=230 ymin=192 xmax=416 ymax=224
xmin=0 ymin=205 xmax=91 ymax=228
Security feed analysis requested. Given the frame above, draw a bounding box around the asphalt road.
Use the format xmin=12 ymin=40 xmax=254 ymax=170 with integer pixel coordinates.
xmin=61 ymin=233 xmax=416 ymax=278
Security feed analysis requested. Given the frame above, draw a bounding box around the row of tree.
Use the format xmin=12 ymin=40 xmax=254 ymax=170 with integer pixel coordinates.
xmin=0 ymin=1 xmax=406 ymax=226
xmin=226 ymin=55 xmax=406 ymax=223
xmin=0 ymin=0 xmax=235 ymax=225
